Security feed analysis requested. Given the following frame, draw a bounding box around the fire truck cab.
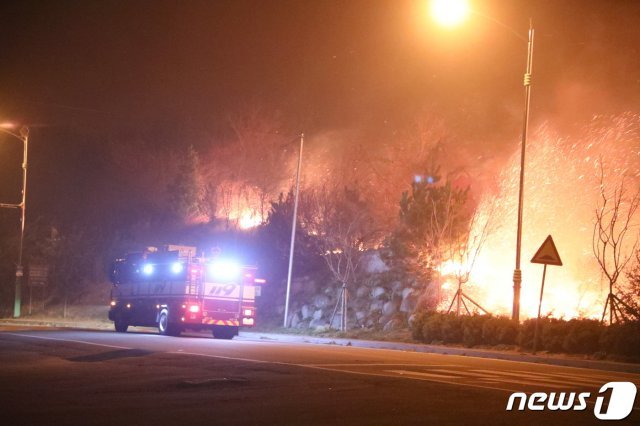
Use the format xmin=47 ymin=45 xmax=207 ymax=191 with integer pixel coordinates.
xmin=108 ymin=245 xmax=264 ymax=339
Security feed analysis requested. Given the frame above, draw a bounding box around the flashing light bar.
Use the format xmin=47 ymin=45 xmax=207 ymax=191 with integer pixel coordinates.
xmin=207 ymin=259 xmax=241 ymax=281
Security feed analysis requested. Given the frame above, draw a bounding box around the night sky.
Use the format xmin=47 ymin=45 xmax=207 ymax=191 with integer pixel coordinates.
xmin=3 ymin=1 xmax=639 ymax=127
xmin=1 ymin=0 xmax=640 ymax=222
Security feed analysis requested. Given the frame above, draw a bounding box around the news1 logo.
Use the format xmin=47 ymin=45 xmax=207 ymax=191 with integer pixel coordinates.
xmin=506 ymin=382 xmax=637 ymax=420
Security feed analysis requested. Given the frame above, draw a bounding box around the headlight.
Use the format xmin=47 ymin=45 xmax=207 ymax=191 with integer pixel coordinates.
xmin=207 ymin=260 xmax=240 ymax=281
xmin=142 ymin=264 xmax=154 ymax=275
xmin=171 ymin=262 xmax=183 ymax=274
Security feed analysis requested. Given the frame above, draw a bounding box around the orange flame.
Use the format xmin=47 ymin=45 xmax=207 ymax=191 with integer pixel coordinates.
xmin=465 ymin=115 xmax=640 ymax=319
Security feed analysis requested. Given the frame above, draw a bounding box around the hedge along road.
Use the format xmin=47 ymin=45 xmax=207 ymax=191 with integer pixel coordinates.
xmin=1 ymin=328 xmax=639 ymax=425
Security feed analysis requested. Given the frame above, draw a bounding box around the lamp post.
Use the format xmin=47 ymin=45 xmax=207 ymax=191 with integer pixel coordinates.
xmin=0 ymin=124 xmax=30 ymax=318
xmin=430 ymin=0 xmax=534 ymax=322
xmin=283 ymin=133 xmax=304 ymax=327
xmin=513 ymin=20 xmax=534 ymax=323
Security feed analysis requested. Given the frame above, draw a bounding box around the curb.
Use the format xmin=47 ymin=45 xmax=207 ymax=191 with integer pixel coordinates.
xmin=240 ymin=331 xmax=640 ymax=374
xmin=0 ymin=318 xmax=113 ymax=331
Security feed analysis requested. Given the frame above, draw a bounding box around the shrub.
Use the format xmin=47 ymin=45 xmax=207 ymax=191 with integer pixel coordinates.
xmin=462 ymin=315 xmax=488 ymax=347
xmin=562 ymin=319 xmax=602 ymax=354
xmin=440 ymin=314 xmax=463 ymax=344
xmin=520 ymin=318 xmax=568 ymax=352
xmin=422 ymin=313 xmax=445 ymax=343
xmin=482 ymin=316 xmax=518 ymax=346
xmin=518 ymin=319 xmax=536 ymax=349
xmin=411 ymin=311 xmax=638 ymax=359
xmin=409 ymin=310 xmax=431 ymax=341
xmin=541 ymin=318 xmax=568 ymax=352
xmin=601 ymin=321 xmax=640 ymax=358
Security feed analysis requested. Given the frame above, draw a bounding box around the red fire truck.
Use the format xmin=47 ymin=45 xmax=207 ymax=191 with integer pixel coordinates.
xmin=108 ymin=245 xmax=265 ymax=339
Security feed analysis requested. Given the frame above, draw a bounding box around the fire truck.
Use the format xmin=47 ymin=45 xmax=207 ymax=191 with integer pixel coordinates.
xmin=108 ymin=245 xmax=265 ymax=339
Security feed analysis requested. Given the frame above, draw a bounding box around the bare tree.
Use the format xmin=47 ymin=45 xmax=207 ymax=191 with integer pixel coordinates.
xmin=305 ymin=185 xmax=381 ymax=330
xmin=200 ymin=104 xmax=294 ymax=228
xmin=623 ymin=249 xmax=640 ymax=315
xmin=445 ymin=199 xmax=498 ymax=315
xmin=592 ymin=160 xmax=640 ymax=323
xmin=308 ymin=186 xmax=376 ymax=284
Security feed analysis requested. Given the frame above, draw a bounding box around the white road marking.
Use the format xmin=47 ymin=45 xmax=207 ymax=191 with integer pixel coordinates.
xmin=541 ymin=370 xmax=637 ymax=383
xmin=169 ymin=351 xmax=276 ymax=365
xmin=5 ymin=331 xmax=639 ymax=406
xmin=471 ymin=369 xmax=605 ymax=387
xmin=7 ymin=332 xmax=131 ymax=350
xmin=389 ymin=370 xmax=467 ymax=380
xmin=3 ymin=332 xmax=522 ymax=394
xmin=307 ymin=363 xmax=456 ymax=368
xmin=390 ymin=368 xmax=573 ymax=388
xmin=479 ymin=377 xmax=572 ymax=388
xmin=380 ymin=369 xmax=528 ymax=394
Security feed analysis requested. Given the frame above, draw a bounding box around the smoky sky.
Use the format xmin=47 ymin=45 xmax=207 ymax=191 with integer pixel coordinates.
xmin=1 ymin=0 xmax=640 ymax=223
xmin=2 ymin=0 xmax=639 ymax=133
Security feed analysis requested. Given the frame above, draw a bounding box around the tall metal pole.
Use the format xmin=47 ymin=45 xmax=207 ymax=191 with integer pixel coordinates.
xmin=14 ymin=127 xmax=29 ymax=318
xmin=0 ymin=126 xmax=29 ymax=318
xmin=532 ymin=263 xmax=547 ymax=354
xmin=283 ymin=133 xmax=304 ymax=327
xmin=512 ymin=20 xmax=534 ymax=322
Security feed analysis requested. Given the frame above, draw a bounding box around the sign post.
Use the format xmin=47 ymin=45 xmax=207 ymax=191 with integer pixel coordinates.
xmin=28 ymin=264 xmax=48 ymax=315
xmin=530 ymin=235 xmax=562 ymax=354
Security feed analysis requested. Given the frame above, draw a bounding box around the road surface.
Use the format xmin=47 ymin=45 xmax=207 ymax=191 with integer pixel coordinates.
xmin=0 ymin=328 xmax=638 ymax=425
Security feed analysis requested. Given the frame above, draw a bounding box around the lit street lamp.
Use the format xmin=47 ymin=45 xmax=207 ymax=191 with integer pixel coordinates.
xmin=429 ymin=0 xmax=470 ymax=27
xmin=0 ymin=124 xmax=30 ymax=318
xmin=430 ymin=0 xmax=534 ymax=322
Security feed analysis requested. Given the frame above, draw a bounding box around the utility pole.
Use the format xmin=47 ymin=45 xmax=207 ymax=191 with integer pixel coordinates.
xmin=283 ymin=133 xmax=304 ymax=327
xmin=0 ymin=125 xmax=30 ymax=318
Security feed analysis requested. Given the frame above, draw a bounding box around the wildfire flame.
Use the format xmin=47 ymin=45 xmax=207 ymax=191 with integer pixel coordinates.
xmin=461 ymin=114 xmax=640 ymax=319
xmin=238 ymin=210 xmax=262 ymax=229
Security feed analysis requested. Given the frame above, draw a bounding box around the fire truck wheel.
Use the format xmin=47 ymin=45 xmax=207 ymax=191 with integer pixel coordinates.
xmin=212 ymin=325 xmax=237 ymax=340
xmin=158 ymin=310 xmax=181 ymax=337
xmin=114 ymin=317 xmax=128 ymax=333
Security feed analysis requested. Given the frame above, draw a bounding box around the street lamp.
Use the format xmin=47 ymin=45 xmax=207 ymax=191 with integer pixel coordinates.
xmin=0 ymin=124 xmax=30 ymax=318
xmin=430 ymin=0 xmax=470 ymax=27
xmin=283 ymin=133 xmax=304 ymax=327
xmin=430 ymin=0 xmax=534 ymax=322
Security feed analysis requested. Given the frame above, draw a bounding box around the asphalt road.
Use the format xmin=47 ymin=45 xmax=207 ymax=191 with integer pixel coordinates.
xmin=0 ymin=328 xmax=638 ymax=425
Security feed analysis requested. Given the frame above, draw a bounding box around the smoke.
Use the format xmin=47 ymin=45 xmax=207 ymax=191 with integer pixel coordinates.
xmin=467 ymin=113 xmax=640 ymax=319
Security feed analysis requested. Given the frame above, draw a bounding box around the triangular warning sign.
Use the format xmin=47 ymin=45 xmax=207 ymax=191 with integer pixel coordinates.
xmin=531 ymin=235 xmax=563 ymax=266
